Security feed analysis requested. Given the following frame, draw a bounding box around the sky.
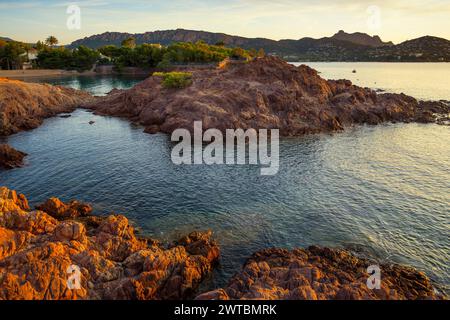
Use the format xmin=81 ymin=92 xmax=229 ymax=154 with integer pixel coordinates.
xmin=1 ymin=0 xmax=449 ymax=45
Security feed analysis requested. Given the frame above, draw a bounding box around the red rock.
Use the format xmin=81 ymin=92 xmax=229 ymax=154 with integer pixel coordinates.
xmin=0 ymin=187 xmax=220 ymax=300
xmin=36 ymin=198 xmax=92 ymax=219
xmin=0 ymin=144 xmax=27 ymax=169
xmin=0 ymin=78 xmax=93 ymax=136
xmin=197 ymin=247 xmax=444 ymax=300
xmin=84 ymin=56 xmax=449 ymax=136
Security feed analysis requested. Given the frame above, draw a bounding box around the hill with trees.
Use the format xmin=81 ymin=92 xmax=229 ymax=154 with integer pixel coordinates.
xmin=68 ymin=29 xmax=450 ymax=62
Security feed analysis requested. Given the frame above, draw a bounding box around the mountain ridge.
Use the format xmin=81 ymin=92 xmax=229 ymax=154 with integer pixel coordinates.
xmin=66 ymin=29 xmax=450 ymax=62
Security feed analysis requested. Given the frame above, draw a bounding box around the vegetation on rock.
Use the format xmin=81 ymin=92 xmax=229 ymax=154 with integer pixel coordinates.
xmin=153 ymin=71 xmax=193 ymax=89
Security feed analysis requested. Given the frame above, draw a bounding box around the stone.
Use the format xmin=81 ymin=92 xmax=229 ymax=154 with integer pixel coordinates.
xmin=0 ymin=144 xmax=27 ymax=169
xmin=0 ymin=187 xmax=220 ymax=300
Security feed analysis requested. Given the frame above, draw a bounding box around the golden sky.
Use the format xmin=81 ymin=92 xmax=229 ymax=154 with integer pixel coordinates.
xmin=1 ymin=0 xmax=449 ymax=44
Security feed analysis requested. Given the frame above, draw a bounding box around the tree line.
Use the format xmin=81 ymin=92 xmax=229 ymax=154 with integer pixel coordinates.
xmin=0 ymin=36 xmax=264 ymax=72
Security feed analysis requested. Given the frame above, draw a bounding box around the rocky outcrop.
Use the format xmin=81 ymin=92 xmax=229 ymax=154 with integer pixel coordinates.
xmin=330 ymin=30 xmax=393 ymax=47
xmin=0 ymin=187 xmax=444 ymax=300
xmin=0 ymin=78 xmax=93 ymax=136
xmin=0 ymin=144 xmax=27 ymax=169
xmin=36 ymin=198 xmax=92 ymax=220
xmin=85 ymin=56 xmax=449 ymax=136
xmin=0 ymin=187 xmax=219 ymax=300
xmin=196 ymin=247 xmax=443 ymax=300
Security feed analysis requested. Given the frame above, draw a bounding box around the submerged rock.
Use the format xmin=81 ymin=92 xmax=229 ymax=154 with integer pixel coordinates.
xmin=196 ymin=247 xmax=444 ymax=300
xmin=84 ymin=56 xmax=449 ymax=136
xmin=0 ymin=187 xmax=220 ymax=300
xmin=0 ymin=78 xmax=93 ymax=136
xmin=0 ymin=144 xmax=27 ymax=169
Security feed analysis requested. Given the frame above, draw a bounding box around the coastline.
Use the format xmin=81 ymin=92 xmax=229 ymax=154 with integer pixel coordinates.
xmin=1 ymin=58 xmax=448 ymax=298
xmin=0 ymin=187 xmax=445 ymax=300
xmin=0 ymin=69 xmax=98 ymax=80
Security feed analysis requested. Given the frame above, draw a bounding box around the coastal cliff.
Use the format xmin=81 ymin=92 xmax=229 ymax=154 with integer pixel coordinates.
xmin=0 ymin=187 xmax=444 ymax=300
xmin=85 ymin=56 xmax=449 ymax=136
xmin=0 ymin=78 xmax=93 ymax=136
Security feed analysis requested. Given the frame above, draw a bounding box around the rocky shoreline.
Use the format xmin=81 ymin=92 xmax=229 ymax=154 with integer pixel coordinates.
xmin=0 ymin=187 xmax=444 ymax=300
xmin=0 ymin=187 xmax=219 ymax=300
xmin=1 ymin=58 xmax=448 ymax=139
xmin=0 ymin=144 xmax=27 ymax=169
xmin=84 ymin=56 xmax=449 ymax=136
xmin=197 ymin=247 xmax=443 ymax=300
xmin=0 ymin=78 xmax=92 ymax=136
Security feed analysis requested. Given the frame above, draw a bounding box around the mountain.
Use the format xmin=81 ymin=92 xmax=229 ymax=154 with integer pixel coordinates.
xmin=366 ymin=36 xmax=450 ymax=61
xmin=68 ymin=29 xmax=450 ymax=62
xmin=329 ymin=30 xmax=393 ymax=47
xmin=0 ymin=37 xmax=14 ymax=42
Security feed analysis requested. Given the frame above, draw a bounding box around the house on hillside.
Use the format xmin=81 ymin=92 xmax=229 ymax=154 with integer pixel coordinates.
xmin=20 ymin=48 xmax=38 ymax=69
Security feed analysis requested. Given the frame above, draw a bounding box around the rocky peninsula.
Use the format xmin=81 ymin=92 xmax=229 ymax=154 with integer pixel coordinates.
xmin=0 ymin=78 xmax=92 ymax=136
xmin=0 ymin=144 xmax=27 ymax=169
xmin=0 ymin=187 xmax=444 ymax=300
xmin=85 ymin=56 xmax=449 ymax=136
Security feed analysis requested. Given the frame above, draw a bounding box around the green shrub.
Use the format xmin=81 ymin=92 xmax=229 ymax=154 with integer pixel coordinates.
xmin=153 ymin=72 xmax=193 ymax=89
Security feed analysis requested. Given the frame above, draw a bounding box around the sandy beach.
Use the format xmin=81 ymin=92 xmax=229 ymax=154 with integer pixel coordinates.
xmin=0 ymin=69 xmax=96 ymax=79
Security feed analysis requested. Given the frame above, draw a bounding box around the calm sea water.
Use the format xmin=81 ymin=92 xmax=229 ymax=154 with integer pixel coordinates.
xmin=293 ymin=62 xmax=450 ymax=101
xmin=30 ymin=74 xmax=147 ymax=96
xmin=1 ymin=65 xmax=449 ymax=293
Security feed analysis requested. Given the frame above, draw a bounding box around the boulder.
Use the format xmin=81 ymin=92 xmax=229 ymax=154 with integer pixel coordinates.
xmin=0 ymin=144 xmax=27 ymax=169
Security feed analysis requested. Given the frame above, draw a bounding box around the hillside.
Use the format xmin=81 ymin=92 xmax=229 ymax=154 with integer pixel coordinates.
xmin=0 ymin=37 xmax=14 ymax=42
xmin=367 ymin=36 xmax=450 ymax=62
xmin=68 ymin=29 xmax=450 ymax=62
xmin=329 ymin=30 xmax=393 ymax=47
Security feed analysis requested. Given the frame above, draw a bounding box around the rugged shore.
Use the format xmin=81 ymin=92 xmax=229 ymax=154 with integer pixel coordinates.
xmin=84 ymin=56 xmax=449 ymax=136
xmin=0 ymin=78 xmax=93 ymax=136
xmin=0 ymin=187 xmax=444 ymax=300
xmin=0 ymin=187 xmax=219 ymax=300
xmin=0 ymin=144 xmax=27 ymax=169
xmin=196 ymin=248 xmax=443 ymax=300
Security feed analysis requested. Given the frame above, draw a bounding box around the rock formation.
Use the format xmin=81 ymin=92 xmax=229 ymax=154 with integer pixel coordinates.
xmin=0 ymin=187 xmax=219 ymax=300
xmin=85 ymin=56 xmax=449 ymax=136
xmin=0 ymin=187 xmax=444 ymax=300
xmin=0 ymin=144 xmax=27 ymax=169
xmin=0 ymin=78 xmax=93 ymax=136
xmin=196 ymin=247 xmax=443 ymax=300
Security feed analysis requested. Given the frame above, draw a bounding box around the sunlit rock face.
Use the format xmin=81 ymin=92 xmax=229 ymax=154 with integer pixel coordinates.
xmin=0 ymin=78 xmax=93 ymax=136
xmin=85 ymin=56 xmax=449 ymax=136
xmin=0 ymin=187 xmax=219 ymax=300
xmin=196 ymin=247 xmax=444 ymax=300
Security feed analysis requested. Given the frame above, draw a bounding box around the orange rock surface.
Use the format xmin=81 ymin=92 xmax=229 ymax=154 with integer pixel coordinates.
xmin=0 ymin=187 xmax=219 ymax=300
xmin=196 ymin=247 xmax=444 ymax=300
